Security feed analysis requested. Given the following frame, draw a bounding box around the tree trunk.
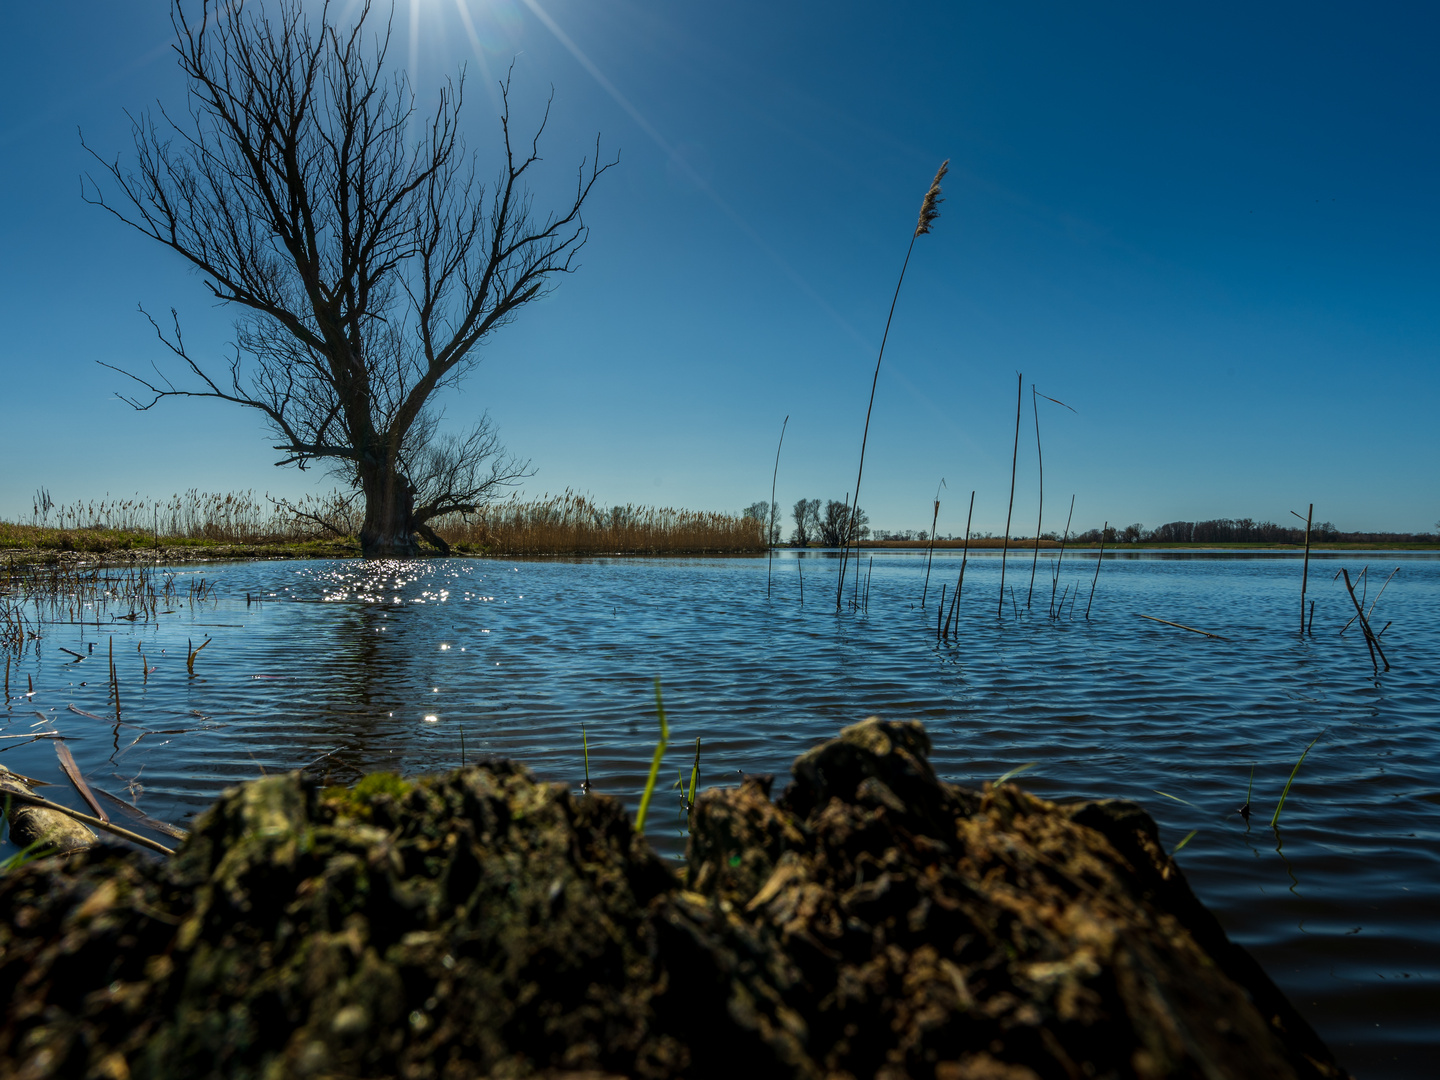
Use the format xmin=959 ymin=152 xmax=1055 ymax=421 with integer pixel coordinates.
xmin=359 ymin=466 xmax=420 ymax=558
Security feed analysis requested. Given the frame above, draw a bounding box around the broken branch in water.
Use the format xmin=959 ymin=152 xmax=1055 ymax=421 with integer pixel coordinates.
xmin=1339 ymin=569 xmax=1389 ymax=673
xmin=0 ymin=787 xmax=174 ymax=855
xmin=1135 ymin=614 xmax=1227 ymax=640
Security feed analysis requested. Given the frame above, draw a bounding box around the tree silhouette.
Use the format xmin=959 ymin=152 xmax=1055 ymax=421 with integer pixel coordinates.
xmin=86 ymin=0 xmax=612 ymax=555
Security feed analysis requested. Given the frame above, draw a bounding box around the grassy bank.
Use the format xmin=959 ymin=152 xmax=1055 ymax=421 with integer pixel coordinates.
xmin=842 ymin=538 xmax=1440 ymax=551
xmin=3 ymin=489 xmax=764 ymax=562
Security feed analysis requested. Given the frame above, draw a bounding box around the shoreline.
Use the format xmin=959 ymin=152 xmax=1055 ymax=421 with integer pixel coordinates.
xmin=3 ymin=538 xmax=1438 ymax=570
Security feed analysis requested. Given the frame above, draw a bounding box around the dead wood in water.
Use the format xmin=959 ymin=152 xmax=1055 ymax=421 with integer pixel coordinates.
xmin=1136 ymin=613 xmax=1228 ymax=640
xmin=0 ymin=721 xmax=1352 ymax=1080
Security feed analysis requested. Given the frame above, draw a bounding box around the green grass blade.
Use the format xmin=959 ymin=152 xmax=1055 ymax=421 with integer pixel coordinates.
xmin=994 ymin=762 xmax=1038 ymax=786
xmin=687 ymin=737 xmax=701 ymax=808
xmin=634 ymin=678 xmax=669 ymax=836
xmin=1153 ymin=789 xmax=1196 ymax=806
xmin=1172 ymin=829 xmax=1198 ymax=854
xmin=1271 ymin=734 xmax=1322 ymax=828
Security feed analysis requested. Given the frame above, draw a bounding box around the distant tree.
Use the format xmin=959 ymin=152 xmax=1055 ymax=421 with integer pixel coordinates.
xmin=820 ymin=500 xmax=868 ymax=547
xmin=791 ymin=498 xmax=820 ymax=546
xmin=87 ymin=0 xmax=612 ymax=556
xmin=1119 ymin=523 xmax=1147 ymax=543
xmin=743 ymin=500 xmax=782 ymax=544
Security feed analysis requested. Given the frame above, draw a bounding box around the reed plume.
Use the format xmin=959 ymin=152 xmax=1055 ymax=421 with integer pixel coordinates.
xmin=915 ymin=160 xmax=949 ymax=236
xmin=837 ymin=159 xmax=951 ymax=610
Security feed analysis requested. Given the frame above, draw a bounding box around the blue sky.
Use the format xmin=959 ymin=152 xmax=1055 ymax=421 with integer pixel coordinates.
xmin=1 ymin=1 xmax=1436 ymax=536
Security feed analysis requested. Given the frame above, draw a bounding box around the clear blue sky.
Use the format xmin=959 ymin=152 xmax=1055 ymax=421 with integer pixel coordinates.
xmin=2 ymin=1 xmax=1436 ymax=536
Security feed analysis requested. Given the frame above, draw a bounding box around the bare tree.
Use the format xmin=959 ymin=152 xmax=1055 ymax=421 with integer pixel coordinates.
xmin=790 ymin=498 xmax=820 ymax=546
xmin=820 ymin=500 xmax=867 ymax=547
xmin=84 ymin=0 xmax=612 ymax=555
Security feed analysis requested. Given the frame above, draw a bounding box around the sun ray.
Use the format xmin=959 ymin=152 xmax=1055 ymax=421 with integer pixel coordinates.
xmin=452 ymin=0 xmax=503 ymax=117
xmin=516 ymin=0 xmax=876 ymax=359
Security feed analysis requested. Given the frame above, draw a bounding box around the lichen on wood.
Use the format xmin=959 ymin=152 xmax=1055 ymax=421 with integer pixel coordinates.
xmin=0 ymin=720 xmax=1351 ymax=1079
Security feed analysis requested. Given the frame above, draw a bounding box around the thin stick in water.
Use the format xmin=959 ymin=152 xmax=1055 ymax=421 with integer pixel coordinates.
xmin=1050 ymin=494 xmax=1074 ymax=618
xmin=1086 ymin=521 xmax=1108 ymax=620
xmin=767 ymin=415 xmax=788 ymax=600
xmin=947 ymin=495 xmax=972 ymax=636
xmin=1028 ymin=386 xmax=1043 ymax=609
xmin=1340 ymin=569 xmax=1389 ymax=672
xmin=999 ymin=372 xmax=1022 ymax=617
xmin=1293 ymin=504 xmax=1312 ymax=635
xmin=0 ymin=788 xmax=174 ymax=856
xmin=1135 ymin=613 xmax=1228 ymax=640
xmin=921 ymin=480 xmax=944 ymax=607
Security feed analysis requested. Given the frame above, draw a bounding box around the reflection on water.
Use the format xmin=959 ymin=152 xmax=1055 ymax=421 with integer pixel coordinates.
xmin=3 ymin=549 xmax=1438 ymax=1077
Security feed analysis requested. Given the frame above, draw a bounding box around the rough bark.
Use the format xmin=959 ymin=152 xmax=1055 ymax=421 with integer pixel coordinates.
xmin=358 ymin=467 xmax=420 ymax=558
xmin=88 ymin=2 xmax=606 ymax=558
xmin=0 ymin=722 xmax=1352 ymax=1080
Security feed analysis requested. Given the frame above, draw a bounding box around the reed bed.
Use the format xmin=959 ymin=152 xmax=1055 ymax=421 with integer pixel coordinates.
xmin=4 ymin=490 xmax=360 ymax=551
xmin=4 ymin=489 xmax=762 ymax=556
xmin=432 ymin=492 xmax=764 ymax=556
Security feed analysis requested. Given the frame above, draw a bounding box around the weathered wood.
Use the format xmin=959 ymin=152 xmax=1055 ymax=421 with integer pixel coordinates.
xmin=0 ymin=763 xmax=95 ymax=854
xmin=0 ymin=727 xmax=1351 ymax=1079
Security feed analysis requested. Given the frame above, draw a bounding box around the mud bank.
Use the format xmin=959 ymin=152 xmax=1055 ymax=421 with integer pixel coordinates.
xmin=0 ymin=720 xmax=1349 ymax=1079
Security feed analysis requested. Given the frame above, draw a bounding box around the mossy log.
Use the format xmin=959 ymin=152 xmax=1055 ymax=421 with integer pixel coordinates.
xmin=0 ymin=763 xmax=95 ymax=855
xmin=0 ymin=720 xmax=1351 ymax=1079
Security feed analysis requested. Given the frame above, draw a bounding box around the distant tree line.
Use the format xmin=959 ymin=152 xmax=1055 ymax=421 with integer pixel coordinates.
xmin=773 ymin=498 xmax=871 ymax=546
xmin=744 ymin=507 xmax=1437 ymax=547
xmin=1075 ymin=518 xmax=1437 ymax=544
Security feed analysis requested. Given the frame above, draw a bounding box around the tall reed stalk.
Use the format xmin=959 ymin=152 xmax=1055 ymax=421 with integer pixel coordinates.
xmin=1299 ymin=503 xmax=1313 ymax=635
xmin=1028 ymin=387 xmax=1043 ymax=608
xmin=1050 ymin=495 xmax=1074 ymax=618
xmin=999 ymin=373 xmax=1022 ymax=617
xmin=921 ymin=480 xmax=944 ymax=607
xmin=946 ymin=490 xmax=975 ymax=635
xmin=837 ymin=160 xmax=949 ymax=611
xmin=768 ymin=416 xmax=788 ymax=599
xmin=1086 ymin=521 xmax=1107 ymax=620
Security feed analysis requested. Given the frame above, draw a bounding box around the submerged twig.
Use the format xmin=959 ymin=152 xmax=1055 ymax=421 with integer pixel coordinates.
xmin=0 ymin=788 xmax=174 ymax=855
xmin=1135 ymin=614 xmax=1227 ymax=640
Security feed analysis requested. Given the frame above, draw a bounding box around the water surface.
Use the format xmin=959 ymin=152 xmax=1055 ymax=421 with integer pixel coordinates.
xmin=4 ymin=549 xmax=1437 ymax=1077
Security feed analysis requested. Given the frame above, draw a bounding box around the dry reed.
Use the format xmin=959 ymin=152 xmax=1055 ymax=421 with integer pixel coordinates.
xmin=2 ymin=488 xmax=763 ymax=557
xmin=432 ymin=491 xmax=764 ymax=556
xmin=999 ymin=373 xmax=1022 ymax=617
xmin=837 ymin=159 xmax=950 ymax=610
xmin=768 ymin=416 xmax=789 ymax=597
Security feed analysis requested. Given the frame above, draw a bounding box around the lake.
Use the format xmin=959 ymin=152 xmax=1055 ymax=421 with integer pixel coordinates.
xmin=3 ymin=548 xmax=1437 ymax=1077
